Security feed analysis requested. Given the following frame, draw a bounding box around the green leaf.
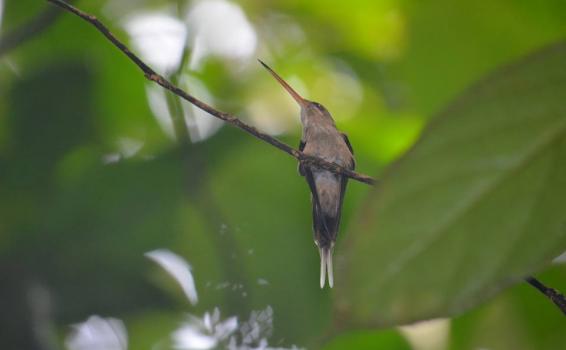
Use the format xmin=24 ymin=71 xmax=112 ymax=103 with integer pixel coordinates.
xmin=335 ymin=42 xmax=566 ymax=327
xmin=449 ymin=265 xmax=566 ymax=350
xmin=323 ymin=329 xmax=411 ymax=350
xmin=396 ymin=0 xmax=566 ymax=115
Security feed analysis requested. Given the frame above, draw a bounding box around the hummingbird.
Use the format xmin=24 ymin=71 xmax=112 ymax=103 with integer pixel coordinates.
xmin=259 ymin=60 xmax=355 ymax=288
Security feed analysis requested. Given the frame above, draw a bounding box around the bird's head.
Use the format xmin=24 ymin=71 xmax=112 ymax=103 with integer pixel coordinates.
xmin=259 ymin=59 xmax=334 ymax=126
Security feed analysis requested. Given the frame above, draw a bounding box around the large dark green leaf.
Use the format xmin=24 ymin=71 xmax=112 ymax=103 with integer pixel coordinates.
xmin=335 ymin=42 xmax=566 ymax=327
xmin=449 ymin=265 xmax=566 ymax=350
xmin=396 ymin=0 xmax=566 ymax=115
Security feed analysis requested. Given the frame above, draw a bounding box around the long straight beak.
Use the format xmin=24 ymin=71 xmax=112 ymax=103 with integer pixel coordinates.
xmin=258 ymin=59 xmax=307 ymax=108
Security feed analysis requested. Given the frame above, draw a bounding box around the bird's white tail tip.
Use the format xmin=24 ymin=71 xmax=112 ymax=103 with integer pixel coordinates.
xmin=319 ymin=248 xmax=326 ymax=288
xmin=319 ymin=246 xmax=335 ymax=288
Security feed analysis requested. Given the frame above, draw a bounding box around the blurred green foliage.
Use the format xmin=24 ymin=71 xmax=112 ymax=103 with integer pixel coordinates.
xmin=338 ymin=42 xmax=566 ymax=328
xmin=1 ymin=0 xmax=566 ymax=349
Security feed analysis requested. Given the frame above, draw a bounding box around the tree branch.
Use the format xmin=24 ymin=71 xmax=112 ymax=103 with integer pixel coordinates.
xmin=45 ymin=0 xmax=376 ymax=186
xmin=525 ymin=276 xmax=566 ymax=315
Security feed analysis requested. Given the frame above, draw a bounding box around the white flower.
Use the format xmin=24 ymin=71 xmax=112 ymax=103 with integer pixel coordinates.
xmin=123 ymin=12 xmax=187 ymax=72
xmin=145 ymin=249 xmax=199 ymax=305
xmin=186 ymin=0 xmax=257 ymax=69
xmin=65 ymin=315 xmax=127 ymax=350
xmin=172 ymin=308 xmax=238 ymax=350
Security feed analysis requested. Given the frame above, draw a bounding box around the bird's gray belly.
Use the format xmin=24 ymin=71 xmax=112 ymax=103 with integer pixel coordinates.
xmin=312 ymin=170 xmax=340 ymax=216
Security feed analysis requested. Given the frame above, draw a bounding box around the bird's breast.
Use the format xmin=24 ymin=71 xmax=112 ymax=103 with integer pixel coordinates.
xmin=303 ymin=128 xmax=351 ymax=166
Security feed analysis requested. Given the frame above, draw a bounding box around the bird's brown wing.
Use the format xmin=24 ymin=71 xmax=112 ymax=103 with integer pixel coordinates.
xmin=333 ymin=133 xmax=355 ymax=235
xmin=341 ymin=133 xmax=355 ymax=169
xmin=298 ymin=139 xmax=306 ymax=176
xmin=333 ymin=174 xmax=348 ymax=237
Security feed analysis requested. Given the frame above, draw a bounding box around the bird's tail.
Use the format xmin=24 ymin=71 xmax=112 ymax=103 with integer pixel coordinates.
xmin=319 ymin=244 xmax=335 ymax=288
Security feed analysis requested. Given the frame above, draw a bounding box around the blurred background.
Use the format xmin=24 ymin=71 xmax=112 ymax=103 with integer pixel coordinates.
xmin=1 ymin=0 xmax=566 ymax=349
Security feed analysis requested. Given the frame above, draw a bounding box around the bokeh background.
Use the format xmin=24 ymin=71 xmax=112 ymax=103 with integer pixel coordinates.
xmin=1 ymin=0 xmax=566 ymax=349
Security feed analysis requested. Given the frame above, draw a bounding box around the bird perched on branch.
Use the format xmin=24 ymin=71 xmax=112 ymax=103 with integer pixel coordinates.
xmin=259 ymin=60 xmax=355 ymax=288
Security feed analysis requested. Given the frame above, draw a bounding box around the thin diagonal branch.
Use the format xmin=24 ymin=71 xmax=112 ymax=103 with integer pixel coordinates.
xmin=45 ymin=0 xmax=376 ymax=186
xmin=525 ymin=276 xmax=566 ymax=315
